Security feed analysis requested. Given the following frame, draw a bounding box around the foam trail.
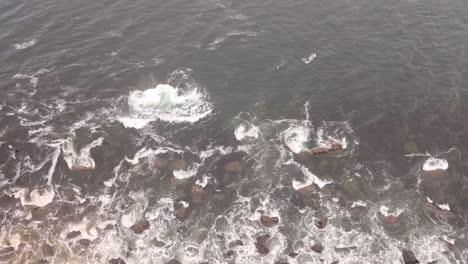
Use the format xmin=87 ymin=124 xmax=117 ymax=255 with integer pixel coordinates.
xmin=14 ymin=39 xmax=36 ymax=50
xmin=234 ymin=124 xmax=260 ymax=141
xmin=302 ymin=53 xmax=317 ymax=64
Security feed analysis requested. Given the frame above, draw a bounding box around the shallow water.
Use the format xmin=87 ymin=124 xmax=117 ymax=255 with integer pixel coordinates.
xmin=1 ymin=0 xmax=468 ymax=263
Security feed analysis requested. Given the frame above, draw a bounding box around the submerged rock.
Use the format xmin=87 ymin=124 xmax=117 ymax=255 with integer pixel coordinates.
xmin=166 ymin=259 xmax=181 ymax=264
xmin=191 ymin=185 xmax=205 ymax=204
xmin=154 ymin=158 xmax=170 ymax=169
xmin=109 ymin=258 xmax=126 ymax=264
xmin=129 ymin=220 xmax=150 ymax=234
xmin=65 ymin=230 xmax=81 ymax=239
xmin=168 ymin=160 xmax=188 ymax=171
xmin=402 ymin=249 xmax=419 ymax=264
xmin=378 ymin=213 xmax=399 ymax=224
xmin=229 ymin=239 xmax=244 ymax=247
xmin=260 ymin=215 xmax=279 ymax=227
xmin=311 ymin=243 xmax=324 ymax=253
xmin=224 ymin=161 xmax=242 ymax=173
xmin=224 ymin=249 xmax=234 ymax=258
xmin=255 ymin=234 xmax=271 ymax=255
xmin=315 ymin=216 xmax=328 ymax=229
xmin=288 ymin=252 xmax=299 ymax=258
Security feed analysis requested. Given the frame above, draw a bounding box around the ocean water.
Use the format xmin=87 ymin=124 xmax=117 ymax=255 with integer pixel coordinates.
xmin=1 ymin=0 xmax=468 ymax=263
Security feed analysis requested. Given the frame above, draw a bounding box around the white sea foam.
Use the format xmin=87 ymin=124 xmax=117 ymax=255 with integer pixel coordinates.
xmin=282 ymin=121 xmax=311 ymax=154
xmin=234 ymin=123 xmax=260 ymax=141
xmin=293 ymin=164 xmax=332 ymax=189
xmin=62 ymin=137 xmax=104 ymax=170
xmin=422 ymin=157 xmax=448 ymax=171
xmin=302 ymin=52 xmax=317 ymax=64
xmin=14 ymin=39 xmax=36 ymax=50
xmin=173 ymin=164 xmax=198 ymax=180
xmin=13 ymin=187 xmax=55 ymax=208
xmin=436 ymin=203 xmax=450 ymax=211
xmin=351 ymin=200 xmax=367 ymax=208
xmin=121 ymin=82 xmax=212 ymax=128
xmin=379 ymin=205 xmax=403 ymax=217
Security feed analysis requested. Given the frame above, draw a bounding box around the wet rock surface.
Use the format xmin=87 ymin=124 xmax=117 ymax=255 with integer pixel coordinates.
xmin=255 ymin=234 xmax=271 ymax=255
xmin=129 ymin=220 xmax=150 ymax=234
xmin=402 ymin=249 xmax=419 ymax=264
xmin=311 ymin=242 xmax=324 ymax=253
xmin=260 ymin=215 xmax=279 ymax=227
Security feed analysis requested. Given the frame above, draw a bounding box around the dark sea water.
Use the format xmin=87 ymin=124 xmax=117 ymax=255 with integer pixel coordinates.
xmin=1 ymin=0 xmax=468 ymax=263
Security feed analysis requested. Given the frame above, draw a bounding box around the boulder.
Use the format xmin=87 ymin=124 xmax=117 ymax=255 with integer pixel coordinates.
xmin=402 ymin=249 xmax=419 ymax=264
xmin=260 ymin=216 xmax=279 ymax=227
xmin=311 ymin=243 xmax=324 ymax=253
xmin=255 ymin=234 xmax=271 ymax=255
xmin=191 ymin=186 xmax=205 ymax=204
xmin=65 ymin=231 xmax=81 ymax=239
xmin=309 ymin=142 xmax=342 ymax=156
xmin=229 ymin=240 xmax=244 ymax=247
xmin=315 ymin=216 xmax=328 ymax=229
xmin=109 ymin=258 xmax=126 ymax=264
xmin=130 ymin=220 xmax=150 ymax=234
xmin=224 ymin=161 xmax=242 ymax=173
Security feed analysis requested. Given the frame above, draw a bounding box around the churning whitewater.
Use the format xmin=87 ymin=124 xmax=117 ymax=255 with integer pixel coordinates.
xmin=1 ymin=0 xmax=468 ymax=263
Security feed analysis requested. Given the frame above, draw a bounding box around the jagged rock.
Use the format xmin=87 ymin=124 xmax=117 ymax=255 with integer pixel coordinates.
xmin=229 ymin=239 xmax=244 ymax=247
xmin=288 ymin=252 xmax=299 ymax=258
xmin=78 ymin=239 xmax=91 ymax=247
xmin=296 ymin=184 xmax=316 ymax=195
xmin=224 ymin=161 xmax=242 ymax=173
xmin=309 ymin=142 xmax=342 ymax=156
xmin=191 ymin=185 xmax=205 ymax=204
xmin=130 ymin=220 xmax=150 ymax=234
xmin=109 ymin=258 xmax=126 ymax=264
xmin=402 ymin=249 xmax=419 ymax=264
xmin=166 ymin=259 xmax=181 ymax=264
xmin=311 ymin=243 xmax=324 ymax=253
xmin=66 ymin=231 xmax=81 ymax=239
xmin=255 ymin=234 xmax=271 ymax=255
xmin=71 ymin=165 xmax=95 ymax=173
xmin=378 ymin=213 xmax=399 ymax=224
xmin=260 ymin=215 xmax=279 ymax=227
xmin=224 ymin=250 xmax=234 ymax=258
xmin=315 ymin=216 xmax=328 ymax=229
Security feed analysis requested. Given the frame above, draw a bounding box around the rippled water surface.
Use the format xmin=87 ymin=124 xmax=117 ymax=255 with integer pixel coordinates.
xmin=1 ymin=0 xmax=468 ymax=263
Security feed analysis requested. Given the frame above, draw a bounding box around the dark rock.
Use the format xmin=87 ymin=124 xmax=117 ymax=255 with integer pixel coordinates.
xmin=78 ymin=239 xmax=91 ymax=247
xmin=260 ymin=215 xmax=279 ymax=227
xmin=288 ymin=252 xmax=299 ymax=258
xmin=229 ymin=240 xmax=244 ymax=247
xmin=66 ymin=230 xmax=81 ymax=239
xmin=175 ymin=206 xmax=190 ymax=221
xmin=309 ymin=142 xmax=342 ymax=156
xmin=378 ymin=213 xmax=399 ymax=224
xmin=191 ymin=186 xmax=205 ymax=204
xmin=224 ymin=161 xmax=242 ymax=173
xmin=255 ymin=234 xmax=271 ymax=255
xmin=0 ymin=246 xmax=15 ymax=255
xmin=36 ymin=260 xmax=49 ymax=264
xmin=71 ymin=165 xmax=95 ymax=173
xmin=315 ymin=216 xmax=328 ymax=229
xmin=331 ymin=261 xmax=339 ymax=264
xmin=402 ymin=249 xmax=419 ymax=264
xmin=224 ymin=250 xmax=234 ymax=258
xmin=311 ymin=243 xmax=324 ymax=253
xmin=41 ymin=243 xmax=55 ymax=257
xmin=275 ymin=262 xmax=288 ymax=264
xmin=153 ymin=239 xmax=167 ymax=247
xmin=109 ymin=258 xmax=126 ymax=264
xmin=166 ymin=259 xmax=181 ymax=264
xmin=130 ymin=220 xmax=150 ymax=234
